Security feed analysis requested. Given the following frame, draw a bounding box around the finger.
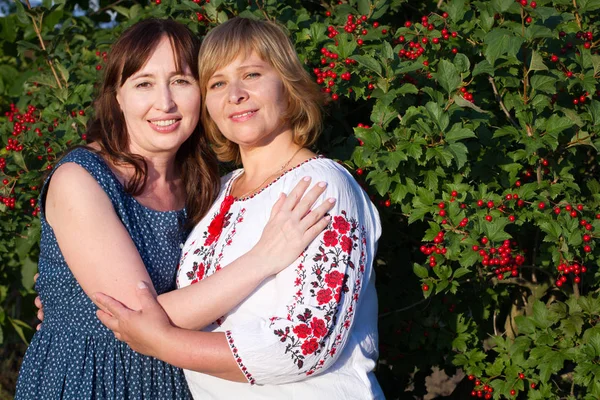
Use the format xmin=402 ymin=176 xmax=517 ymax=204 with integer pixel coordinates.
xmin=304 ymin=215 xmax=333 ymax=243
xmin=34 ymin=273 xmax=39 ymax=284
xmin=269 ymin=192 xmax=287 ymax=220
xmin=96 ymin=309 xmax=120 ymax=332
xmin=299 ymin=197 xmax=336 ymax=232
xmin=34 ymin=295 xmax=42 ymax=309
xmin=279 ymin=176 xmax=311 ymax=212
xmin=93 ymin=292 xmax=127 ymax=318
xmin=36 ymin=323 xmax=42 ymax=331
xmin=37 ymin=309 xmax=44 ymax=321
xmin=291 ymin=181 xmax=328 ymax=220
xmin=136 ymin=281 xmax=160 ymax=311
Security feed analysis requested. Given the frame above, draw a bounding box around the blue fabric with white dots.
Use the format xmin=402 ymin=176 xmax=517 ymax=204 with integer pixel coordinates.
xmin=16 ymin=147 xmax=192 ymax=399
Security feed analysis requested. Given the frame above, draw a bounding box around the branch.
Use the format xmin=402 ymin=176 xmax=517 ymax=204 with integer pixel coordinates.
xmin=488 ymin=76 xmax=519 ymax=130
xmin=379 ymin=297 xmax=430 ymax=318
xmin=22 ymin=0 xmax=63 ymax=90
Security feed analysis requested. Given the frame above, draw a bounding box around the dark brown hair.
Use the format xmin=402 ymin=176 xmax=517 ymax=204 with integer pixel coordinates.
xmin=86 ymin=18 xmax=219 ymax=228
xmin=198 ymin=17 xmax=324 ymax=164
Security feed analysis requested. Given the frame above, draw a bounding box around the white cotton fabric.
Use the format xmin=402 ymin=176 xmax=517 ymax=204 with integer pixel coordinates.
xmin=177 ymin=157 xmax=384 ymax=399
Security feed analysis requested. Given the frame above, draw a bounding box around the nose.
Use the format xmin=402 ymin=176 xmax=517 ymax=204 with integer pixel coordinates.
xmin=228 ymin=81 xmax=248 ymax=104
xmin=155 ymin=84 xmax=176 ymax=112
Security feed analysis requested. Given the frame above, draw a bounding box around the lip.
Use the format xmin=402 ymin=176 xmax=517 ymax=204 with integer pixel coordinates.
xmin=147 ymin=118 xmax=182 ymax=133
xmin=229 ymin=109 xmax=258 ymax=122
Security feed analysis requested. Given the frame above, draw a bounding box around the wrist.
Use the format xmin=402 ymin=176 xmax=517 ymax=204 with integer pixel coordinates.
xmin=154 ymin=325 xmax=178 ymax=361
xmin=241 ymin=249 xmax=274 ymax=281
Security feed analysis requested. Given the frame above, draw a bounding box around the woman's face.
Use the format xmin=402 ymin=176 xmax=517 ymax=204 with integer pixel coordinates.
xmin=204 ymin=51 xmax=291 ymax=150
xmin=116 ymin=36 xmax=200 ymax=158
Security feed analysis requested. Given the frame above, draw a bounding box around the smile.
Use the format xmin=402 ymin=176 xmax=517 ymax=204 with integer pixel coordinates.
xmin=230 ymin=110 xmax=257 ymax=120
xmin=150 ymin=119 xmax=179 ymax=127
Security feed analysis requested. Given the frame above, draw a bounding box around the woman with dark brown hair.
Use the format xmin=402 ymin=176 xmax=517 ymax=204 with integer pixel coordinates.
xmin=15 ymin=18 xmax=334 ymax=399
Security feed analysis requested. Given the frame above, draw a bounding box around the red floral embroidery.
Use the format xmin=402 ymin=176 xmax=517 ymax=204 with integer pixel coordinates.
xmin=269 ymin=211 xmax=368 ymax=376
xmin=225 ymin=330 xmax=255 ymax=385
xmin=292 ymin=324 xmax=311 ymax=339
xmin=332 ymin=215 xmax=351 ymax=234
xmin=188 ymin=262 xmax=205 ymax=284
xmin=323 ymin=230 xmax=338 ymax=247
xmin=205 ymin=195 xmax=234 ymax=246
xmin=316 ymin=288 xmax=332 ymax=305
xmin=324 ymin=270 xmax=344 ymax=288
xmin=310 ymin=317 xmax=327 ymax=338
xmin=301 ymin=338 xmax=319 ymax=355
xmin=340 ymin=235 xmax=353 ymax=253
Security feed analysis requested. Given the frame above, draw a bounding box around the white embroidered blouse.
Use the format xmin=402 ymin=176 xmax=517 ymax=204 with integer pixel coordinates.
xmin=176 ymin=157 xmax=384 ymax=399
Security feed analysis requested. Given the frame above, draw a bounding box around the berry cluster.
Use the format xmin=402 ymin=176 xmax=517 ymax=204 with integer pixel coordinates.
xmin=473 ymin=239 xmax=525 ymax=279
xmin=94 ymin=50 xmax=107 ymax=71
xmin=467 ymin=374 xmax=494 ymax=399
xmin=4 ymin=104 xmax=39 ymax=152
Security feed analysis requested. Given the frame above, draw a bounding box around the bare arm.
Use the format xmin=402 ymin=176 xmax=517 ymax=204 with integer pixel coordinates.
xmin=47 ymin=164 xmax=333 ymax=328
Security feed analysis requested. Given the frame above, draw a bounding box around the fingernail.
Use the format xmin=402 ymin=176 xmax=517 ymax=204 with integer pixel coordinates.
xmin=303 ymin=176 xmax=311 ymax=181
xmin=328 ymin=198 xmax=336 ymax=203
xmin=325 ymin=215 xmax=332 ymax=221
xmin=318 ymin=181 xmax=327 ymax=188
xmin=137 ymin=281 xmax=148 ymax=289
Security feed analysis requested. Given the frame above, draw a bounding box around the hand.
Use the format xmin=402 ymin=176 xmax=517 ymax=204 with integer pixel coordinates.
xmin=94 ymin=281 xmax=173 ymax=357
xmin=33 ymin=273 xmax=43 ymax=330
xmin=250 ymin=177 xmax=336 ymax=276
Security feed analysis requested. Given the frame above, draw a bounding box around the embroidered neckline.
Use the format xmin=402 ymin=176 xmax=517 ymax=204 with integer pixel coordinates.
xmin=226 ymin=155 xmax=324 ymax=202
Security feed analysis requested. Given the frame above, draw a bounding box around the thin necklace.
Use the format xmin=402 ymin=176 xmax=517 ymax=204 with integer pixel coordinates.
xmin=235 ymin=147 xmax=303 ymax=199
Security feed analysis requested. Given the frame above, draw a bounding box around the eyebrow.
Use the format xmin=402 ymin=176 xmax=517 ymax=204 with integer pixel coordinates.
xmin=130 ymin=70 xmax=194 ymax=80
xmin=209 ymin=64 xmax=266 ymax=80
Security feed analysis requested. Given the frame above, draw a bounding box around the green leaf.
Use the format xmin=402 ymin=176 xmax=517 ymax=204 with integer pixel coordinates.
xmin=350 ymin=55 xmax=382 ymax=76
xmin=413 ymin=263 xmax=429 ymax=279
xmin=446 ymin=125 xmax=476 ymax=143
xmin=545 ymin=115 xmax=573 ymax=137
xmin=452 ymin=94 xmax=489 ymax=114
xmin=472 ymin=60 xmax=495 ymax=77
xmin=453 ymin=267 xmax=470 ymax=279
xmin=357 ymin=0 xmax=371 ymax=15
xmin=539 ymin=221 xmax=562 ymax=241
xmin=529 ymin=50 xmax=548 ymax=73
xmin=14 ymin=0 xmax=30 ymax=24
xmin=483 ymin=29 xmax=525 ymax=65
xmin=492 ymin=0 xmax=514 ymax=12
xmin=111 ymin=5 xmax=130 ymax=18
xmin=446 ymin=0 xmax=466 ymax=21
xmin=425 ymin=102 xmax=449 ymax=132
xmin=454 ymin=53 xmax=471 ymax=74
xmin=530 ymin=75 xmax=558 ymax=94
xmin=446 ymin=143 xmax=468 ymax=169
xmin=434 ymin=59 xmax=461 ymax=96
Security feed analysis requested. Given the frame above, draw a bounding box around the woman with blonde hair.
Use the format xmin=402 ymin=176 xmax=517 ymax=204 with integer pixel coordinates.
xmin=96 ymin=17 xmax=384 ymax=399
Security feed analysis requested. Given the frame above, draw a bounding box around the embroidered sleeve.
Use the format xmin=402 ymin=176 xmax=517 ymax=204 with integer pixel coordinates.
xmin=225 ymin=181 xmax=376 ymax=385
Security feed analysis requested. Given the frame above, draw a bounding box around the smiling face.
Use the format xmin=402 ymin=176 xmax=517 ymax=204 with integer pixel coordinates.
xmin=116 ymin=36 xmax=201 ymax=158
xmin=204 ymin=51 xmax=291 ymax=151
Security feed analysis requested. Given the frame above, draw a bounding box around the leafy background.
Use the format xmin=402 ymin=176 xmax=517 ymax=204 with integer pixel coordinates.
xmin=1 ymin=0 xmax=600 ymax=398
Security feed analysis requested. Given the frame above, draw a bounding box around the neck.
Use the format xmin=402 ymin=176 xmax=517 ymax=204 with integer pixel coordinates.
xmin=238 ymin=134 xmax=300 ymax=181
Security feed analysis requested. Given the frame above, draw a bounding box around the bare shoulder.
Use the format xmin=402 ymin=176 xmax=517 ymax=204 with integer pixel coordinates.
xmin=46 ymin=162 xmax=114 ymax=224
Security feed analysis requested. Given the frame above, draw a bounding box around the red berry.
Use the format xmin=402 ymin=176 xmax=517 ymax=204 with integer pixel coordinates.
xmin=451 ymin=190 xmax=458 ymax=197
xmin=325 ymin=11 xmax=331 ymax=17
xmin=356 ymin=168 xmax=364 ymax=175
xmin=509 ymin=215 xmax=515 ymax=222
xmin=485 ymin=215 xmax=493 ymax=222
xmin=584 ymin=245 xmax=592 ymax=252
xmin=525 ymin=16 xmax=532 ymax=23
xmin=519 ymin=373 xmax=525 ymax=379
xmin=530 ymin=1 xmax=537 ymax=7
xmin=96 ymin=65 xmax=102 ymax=70
xmin=510 ymin=389 xmax=516 ymax=396
xmin=481 ymin=237 xmax=489 ymax=245
xmin=538 ymin=202 xmax=546 ymax=210
xmin=530 ymin=383 xmax=536 ymax=389
xmin=442 ymin=12 xmax=449 ymax=18
xmin=551 ymin=54 xmax=559 ymax=62
xmin=422 ymin=284 xmax=429 ymax=291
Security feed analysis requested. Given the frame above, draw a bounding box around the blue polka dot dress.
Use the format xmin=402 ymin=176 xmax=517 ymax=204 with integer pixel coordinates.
xmin=16 ymin=148 xmax=192 ymax=400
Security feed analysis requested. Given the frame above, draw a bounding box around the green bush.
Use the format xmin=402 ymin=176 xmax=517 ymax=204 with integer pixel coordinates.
xmin=1 ymin=0 xmax=600 ymax=398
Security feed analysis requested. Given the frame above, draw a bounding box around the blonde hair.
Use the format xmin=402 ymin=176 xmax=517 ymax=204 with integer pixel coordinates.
xmin=198 ymin=17 xmax=324 ymax=163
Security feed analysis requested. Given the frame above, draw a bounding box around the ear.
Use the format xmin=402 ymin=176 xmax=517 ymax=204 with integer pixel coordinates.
xmin=115 ymin=89 xmax=123 ymax=108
